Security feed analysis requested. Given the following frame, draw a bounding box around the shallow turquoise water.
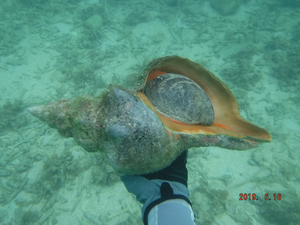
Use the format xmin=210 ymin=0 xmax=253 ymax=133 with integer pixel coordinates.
xmin=0 ymin=0 xmax=299 ymax=224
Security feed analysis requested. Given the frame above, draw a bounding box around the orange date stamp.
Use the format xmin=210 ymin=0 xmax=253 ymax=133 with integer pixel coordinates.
xmin=239 ymin=193 xmax=281 ymax=201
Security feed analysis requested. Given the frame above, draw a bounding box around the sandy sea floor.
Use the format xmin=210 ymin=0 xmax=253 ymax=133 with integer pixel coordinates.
xmin=0 ymin=0 xmax=299 ymax=224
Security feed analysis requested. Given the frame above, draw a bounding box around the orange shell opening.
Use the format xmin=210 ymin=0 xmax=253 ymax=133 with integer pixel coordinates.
xmin=137 ymin=56 xmax=271 ymax=142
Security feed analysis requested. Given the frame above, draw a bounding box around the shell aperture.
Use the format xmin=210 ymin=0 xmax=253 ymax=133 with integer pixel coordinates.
xmin=138 ymin=56 xmax=271 ymax=142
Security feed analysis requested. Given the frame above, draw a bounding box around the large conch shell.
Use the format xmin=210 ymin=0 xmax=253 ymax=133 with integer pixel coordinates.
xmin=27 ymin=56 xmax=271 ymax=175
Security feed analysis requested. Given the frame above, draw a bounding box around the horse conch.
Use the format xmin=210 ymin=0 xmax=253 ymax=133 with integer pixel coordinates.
xmin=27 ymin=56 xmax=271 ymax=176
